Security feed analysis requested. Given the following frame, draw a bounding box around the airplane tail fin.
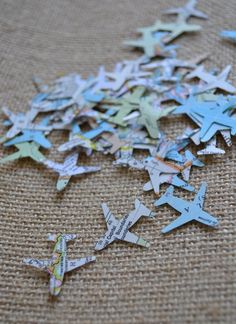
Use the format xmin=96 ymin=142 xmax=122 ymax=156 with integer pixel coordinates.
xmin=219 ymin=64 xmax=231 ymax=81
xmin=197 ymin=146 xmax=225 ymax=155
xmin=186 ymin=65 xmax=204 ymax=80
xmin=154 ymin=186 xmax=174 ymax=207
xmin=47 ymin=233 xmax=77 ymax=242
xmin=185 ymin=150 xmax=204 ymax=167
xmin=193 ymin=182 xmax=207 ymax=209
xmin=134 ymin=199 xmax=156 ymax=217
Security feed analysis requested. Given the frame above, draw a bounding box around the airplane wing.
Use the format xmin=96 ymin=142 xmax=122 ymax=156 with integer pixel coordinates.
xmin=193 ymin=182 xmax=207 ymax=209
xmin=143 ymin=181 xmax=153 ymax=191
xmin=23 ymin=258 xmax=51 ymax=271
xmin=146 ymin=167 xmax=161 ymax=194
xmin=143 ymin=176 xmax=194 ymax=192
xmin=198 ymin=118 xmax=213 ymax=139
xmin=64 ymin=151 xmax=79 ymax=167
xmin=31 ymin=144 xmax=46 ymax=163
xmin=122 ymin=230 xmax=150 ymax=248
xmin=6 ymin=125 xmax=20 ymax=139
xmin=195 ymin=211 xmax=219 ymax=227
xmin=0 ymin=151 xmax=21 ymax=164
xmin=162 ymin=213 xmax=192 ymax=233
xmin=218 ymin=65 xmax=231 ymax=80
xmin=139 ymin=115 xmax=159 ymax=139
xmin=155 ymin=158 xmax=181 ymax=174
xmin=58 ymin=139 xmax=80 ymax=152
xmin=164 ymin=29 xmax=182 ymax=43
xmin=181 ymin=165 xmax=191 ymax=181
xmin=164 ymin=174 xmax=195 ymax=192
xmin=101 ymin=203 xmax=118 ymax=229
xmin=217 ymin=81 xmax=236 ymax=94
xmin=2 ymin=106 xmax=16 ymax=123
xmin=200 ymin=123 xmax=230 ymax=143
xmin=71 ymin=165 xmax=101 ymax=176
xmin=123 ymin=39 xmax=145 ymax=49
xmin=43 ymin=159 xmax=64 ymax=172
xmin=66 ymin=256 xmax=96 ymax=273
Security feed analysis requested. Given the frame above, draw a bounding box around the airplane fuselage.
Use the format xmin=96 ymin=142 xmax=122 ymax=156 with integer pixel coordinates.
xmin=99 ymin=214 xmax=132 ymax=248
xmin=47 ymin=236 xmax=67 ymax=296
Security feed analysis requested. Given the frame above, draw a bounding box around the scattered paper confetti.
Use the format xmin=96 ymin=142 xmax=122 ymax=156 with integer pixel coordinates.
xmin=1 ymin=0 xmax=235 ymax=296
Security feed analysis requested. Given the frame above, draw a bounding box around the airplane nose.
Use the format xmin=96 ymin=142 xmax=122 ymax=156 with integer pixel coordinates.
xmin=94 ymin=243 xmax=102 ymax=251
xmin=94 ymin=239 xmax=105 ymax=251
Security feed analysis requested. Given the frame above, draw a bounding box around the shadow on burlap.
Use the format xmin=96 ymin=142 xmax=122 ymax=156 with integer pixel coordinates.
xmin=0 ymin=0 xmax=236 ymax=323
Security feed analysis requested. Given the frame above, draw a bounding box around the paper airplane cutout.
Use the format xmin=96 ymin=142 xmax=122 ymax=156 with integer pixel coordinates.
xmin=186 ymin=65 xmax=236 ymax=94
xmin=0 ymin=142 xmax=46 ymax=164
xmin=155 ymin=182 xmax=219 ymax=233
xmin=105 ymin=63 xmax=150 ymax=91
xmin=173 ymin=95 xmax=236 ymax=143
xmin=156 ymin=20 xmax=202 ymax=44
xmin=124 ymin=30 xmax=177 ymax=58
xmin=23 ymin=233 xmax=96 ymax=296
xmin=143 ymin=156 xmax=182 ymax=194
xmin=163 ymin=0 xmax=208 ymax=21
xmin=2 ymin=106 xmax=50 ymax=139
xmin=4 ymin=117 xmax=52 ymax=149
xmin=138 ymin=97 xmax=174 ymax=138
xmin=108 ymin=87 xmax=145 ymax=126
xmin=143 ymin=58 xmax=197 ymax=81
xmin=43 ymin=152 xmax=101 ymax=191
xmin=57 ymin=122 xmax=104 ymax=153
xmin=95 ymin=199 xmax=155 ymax=250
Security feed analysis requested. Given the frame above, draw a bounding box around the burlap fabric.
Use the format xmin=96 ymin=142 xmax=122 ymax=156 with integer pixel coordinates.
xmin=0 ymin=0 xmax=236 ymax=323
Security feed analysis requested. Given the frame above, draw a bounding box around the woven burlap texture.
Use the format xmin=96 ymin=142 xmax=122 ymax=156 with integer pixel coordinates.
xmin=0 ymin=0 xmax=236 ymax=323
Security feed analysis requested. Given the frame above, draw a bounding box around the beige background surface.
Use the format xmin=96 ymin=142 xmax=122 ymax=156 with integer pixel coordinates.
xmin=0 ymin=0 xmax=236 ymax=323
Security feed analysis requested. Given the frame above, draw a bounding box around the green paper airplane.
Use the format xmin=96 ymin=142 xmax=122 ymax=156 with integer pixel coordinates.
xmin=138 ymin=97 xmax=175 ymax=138
xmin=109 ymin=87 xmax=146 ymax=126
xmin=0 ymin=142 xmax=46 ymax=164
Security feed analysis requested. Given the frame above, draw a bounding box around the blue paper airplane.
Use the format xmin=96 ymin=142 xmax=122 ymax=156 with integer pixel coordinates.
xmin=4 ymin=117 xmax=52 ymax=149
xmin=154 ymin=182 xmax=219 ymax=233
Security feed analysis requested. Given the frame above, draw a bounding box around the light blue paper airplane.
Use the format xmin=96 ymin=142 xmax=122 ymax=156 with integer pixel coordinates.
xmin=220 ymin=30 xmax=236 ymax=43
xmin=165 ymin=138 xmax=190 ymax=162
xmin=163 ymin=0 xmax=208 ymax=21
xmin=173 ymin=95 xmax=236 ymax=142
xmin=0 ymin=142 xmax=46 ymax=164
xmin=154 ymin=182 xmax=219 ymax=233
xmin=190 ymin=96 xmax=236 ymax=139
xmin=4 ymin=117 xmax=52 ymax=149
xmin=83 ymin=122 xmax=116 ymax=140
xmin=181 ymin=149 xmax=204 ymax=181
xmin=83 ymin=90 xmax=105 ymax=103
